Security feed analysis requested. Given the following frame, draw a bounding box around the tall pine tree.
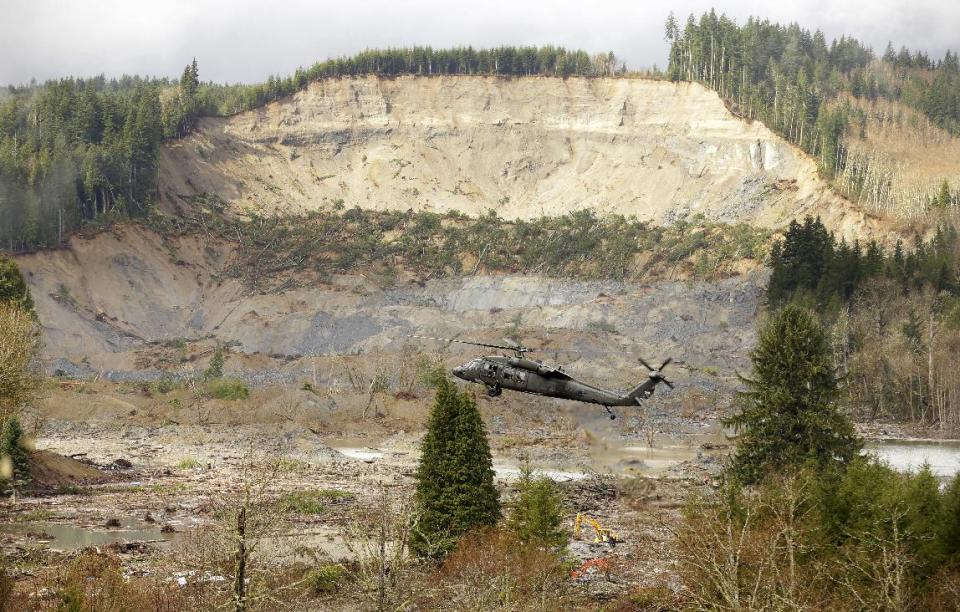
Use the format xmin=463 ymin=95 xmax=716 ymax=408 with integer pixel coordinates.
xmin=726 ymin=305 xmax=860 ymax=483
xmin=0 ymin=257 xmax=34 ymax=314
xmin=412 ymin=376 xmax=500 ymax=559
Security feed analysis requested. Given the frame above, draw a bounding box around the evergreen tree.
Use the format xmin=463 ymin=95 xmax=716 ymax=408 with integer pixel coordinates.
xmin=506 ymin=461 xmax=567 ymax=550
xmin=0 ymin=417 xmax=31 ymax=495
xmin=905 ymin=465 xmax=945 ymax=576
xmin=0 ymin=257 xmax=34 ymax=314
xmin=940 ymin=473 xmax=960 ymax=559
xmin=205 ymin=343 xmax=224 ymax=379
xmin=937 ymin=179 xmax=952 ymax=208
xmin=726 ymin=305 xmax=860 ymax=483
xmin=412 ymin=376 xmax=500 ymax=559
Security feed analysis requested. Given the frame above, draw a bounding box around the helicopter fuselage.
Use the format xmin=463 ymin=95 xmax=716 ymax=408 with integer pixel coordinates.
xmin=452 ymin=355 xmax=658 ymax=407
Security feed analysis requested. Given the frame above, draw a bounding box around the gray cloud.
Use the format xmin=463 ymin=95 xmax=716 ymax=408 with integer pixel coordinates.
xmin=2 ymin=0 xmax=958 ymax=85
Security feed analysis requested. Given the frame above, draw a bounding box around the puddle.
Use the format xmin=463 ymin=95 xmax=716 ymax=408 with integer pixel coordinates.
xmin=494 ymin=464 xmax=591 ymax=482
xmin=331 ymin=447 xmax=385 ymax=462
xmin=866 ymin=439 xmax=960 ymax=479
xmin=584 ymin=433 xmax=727 ymax=477
xmin=494 ymin=436 xmax=726 ymax=481
xmin=1 ymin=517 xmax=178 ymax=550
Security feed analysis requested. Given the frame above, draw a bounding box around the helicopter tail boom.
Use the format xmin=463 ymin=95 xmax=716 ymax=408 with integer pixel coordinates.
xmin=626 ymin=378 xmax=658 ymax=402
xmin=625 ymin=357 xmax=675 ymax=402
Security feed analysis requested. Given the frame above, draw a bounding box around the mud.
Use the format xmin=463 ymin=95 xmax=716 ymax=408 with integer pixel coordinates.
xmin=16 ymin=226 xmax=766 ymax=398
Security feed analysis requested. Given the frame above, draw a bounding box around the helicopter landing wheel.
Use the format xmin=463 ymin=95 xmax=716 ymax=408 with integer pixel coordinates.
xmin=604 ymin=406 xmax=616 ymax=420
xmin=487 ymin=385 xmax=502 ymax=397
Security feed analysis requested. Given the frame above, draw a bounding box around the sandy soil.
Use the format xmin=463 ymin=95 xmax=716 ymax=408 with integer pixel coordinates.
xmin=160 ymin=75 xmax=883 ymax=241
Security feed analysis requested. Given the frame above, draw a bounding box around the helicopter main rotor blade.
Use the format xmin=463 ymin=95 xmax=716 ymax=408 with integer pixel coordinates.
xmin=659 ymin=357 xmax=673 ymax=370
xmin=410 ymin=335 xmax=532 ymax=353
xmin=638 ymin=356 xmax=655 ymax=371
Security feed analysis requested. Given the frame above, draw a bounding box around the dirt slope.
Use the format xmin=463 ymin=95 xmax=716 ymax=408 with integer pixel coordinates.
xmin=160 ymin=76 xmax=879 ymax=240
xmin=15 ymin=225 xmax=761 ymax=387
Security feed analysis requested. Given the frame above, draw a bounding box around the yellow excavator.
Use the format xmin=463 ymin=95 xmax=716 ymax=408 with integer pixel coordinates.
xmin=574 ymin=513 xmax=619 ymax=546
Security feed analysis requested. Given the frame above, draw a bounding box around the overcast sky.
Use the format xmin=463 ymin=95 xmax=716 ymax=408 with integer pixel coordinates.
xmin=2 ymin=0 xmax=957 ymax=86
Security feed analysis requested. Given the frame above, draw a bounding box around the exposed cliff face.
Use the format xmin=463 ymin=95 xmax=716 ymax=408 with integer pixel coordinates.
xmin=160 ymin=76 xmax=878 ymax=239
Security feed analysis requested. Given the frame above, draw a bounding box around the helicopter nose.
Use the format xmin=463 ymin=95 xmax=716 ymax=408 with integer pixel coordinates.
xmin=452 ymin=365 xmax=466 ymax=379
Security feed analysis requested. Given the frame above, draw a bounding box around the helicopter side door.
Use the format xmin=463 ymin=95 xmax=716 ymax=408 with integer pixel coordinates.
xmin=501 ymin=366 xmax=529 ymax=391
xmin=478 ymin=361 xmax=502 ymax=387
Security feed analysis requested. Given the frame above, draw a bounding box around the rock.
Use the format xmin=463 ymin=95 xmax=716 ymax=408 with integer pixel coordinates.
xmin=108 ymin=458 xmax=133 ymax=470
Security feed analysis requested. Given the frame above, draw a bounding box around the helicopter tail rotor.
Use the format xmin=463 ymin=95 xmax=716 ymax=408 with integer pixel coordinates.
xmin=639 ymin=356 xmax=675 ymax=390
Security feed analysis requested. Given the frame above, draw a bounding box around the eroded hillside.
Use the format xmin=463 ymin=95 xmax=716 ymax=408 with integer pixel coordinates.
xmin=15 ymin=224 xmax=762 ymax=392
xmin=19 ymin=75 xmax=896 ymax=380
xmin=160 ymin=76 xmax=880 ymax=240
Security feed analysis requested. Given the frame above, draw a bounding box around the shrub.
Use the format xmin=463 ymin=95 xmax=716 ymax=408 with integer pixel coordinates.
xmin=507 ymin=462 xmax=568 ymax=550
xmin=417 ymin=528 xmax=572 ymax=609
xmin=277 ymin=489 xmax=353 ymax=515
xmin=0 ymin=256 xmax=34 ymax=313
xmin=307 ymin=563 xmax=346 ymax=595
xmin=0 ymin=302 xmax=42 ymax=421
xmin=55 ymin=551 xmax=185 ymax=610
xmin=205 ymin=343 xmax=224 ymax=379
xmin=674 ymin=460 xmax=960 ymax=610
xmin=415 ymin=357 xmax=445 ymax=389
xmin=156 ymin=372 xmax=176 ymax=394
xmin=207 ymin=378 xmax=249 ymax=400
xmin=0 ymin=417 xmax=31 ymax=494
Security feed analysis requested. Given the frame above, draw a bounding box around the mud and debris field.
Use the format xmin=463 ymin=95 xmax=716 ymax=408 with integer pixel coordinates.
xmin=2 ymin=379 xmax=729 ymax=607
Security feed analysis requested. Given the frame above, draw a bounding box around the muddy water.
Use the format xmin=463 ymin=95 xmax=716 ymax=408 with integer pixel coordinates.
xmin=326 ymin=435 xmax=960 ymax=482
xmin=332 ymin=447 xmax=385 ymax=462
xmin=866 ymin=439 xmax=960 ymax=479
xmin=1 ymin=516 xmax=176 ymax=550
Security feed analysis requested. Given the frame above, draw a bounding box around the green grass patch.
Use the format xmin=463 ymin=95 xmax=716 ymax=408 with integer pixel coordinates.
xmin=207 ymin=378 xmax=249 ymax=400
xmin=8 ymin=508 xmax=55 ymax=523
xmin=307 ymin=563 xmax=346 ymax=595
xmin=273 ymin=457 xmax=311 ymax=474
xmin=176 ymin=457 xmax=202 ymax=470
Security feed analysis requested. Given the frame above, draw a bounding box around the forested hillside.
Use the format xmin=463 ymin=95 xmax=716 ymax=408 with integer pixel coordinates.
xmin=767 ymin=216 xmax=960 ymax=430
xmin=666 ymin=10 xmax=960 ymax=215
xmin=5 ymin=15 xmax=960 ymax=252
xmin=0 ymin=46 xmax=613 ymax=252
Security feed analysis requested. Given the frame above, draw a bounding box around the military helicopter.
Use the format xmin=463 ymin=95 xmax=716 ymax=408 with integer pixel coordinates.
xmin=412 ymin=336 xmax=674 ymax=419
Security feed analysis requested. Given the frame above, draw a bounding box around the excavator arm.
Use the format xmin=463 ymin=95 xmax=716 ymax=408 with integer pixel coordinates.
xmin=574 ymin=513 xmax=619 ymax=545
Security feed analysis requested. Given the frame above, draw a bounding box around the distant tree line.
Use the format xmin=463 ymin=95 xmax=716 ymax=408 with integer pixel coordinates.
xmin=196 ymin=46 xmax=620 ymax=116
xmin=767 ymin=216 xmax=960 ymax=430
xmin=666 ymin=11 xmax=960 ymax=209
xmin=0 ymin=76 xmax=163 ymax=251
xmin=767 ymin=216 xmax=957 ymax=309
xmin=0 ymin=46 xmax=615 ymax=252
